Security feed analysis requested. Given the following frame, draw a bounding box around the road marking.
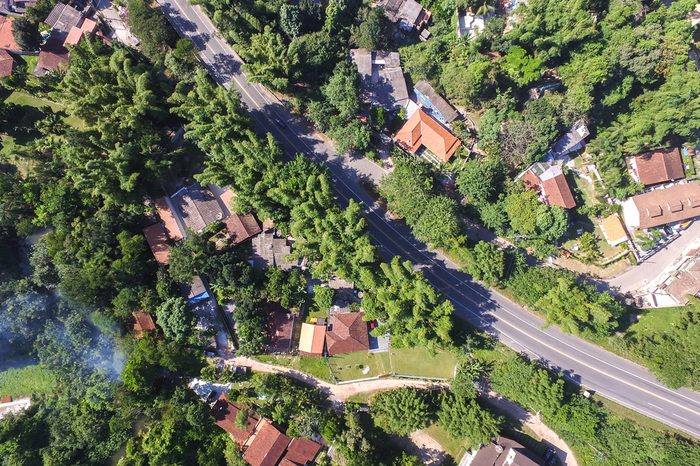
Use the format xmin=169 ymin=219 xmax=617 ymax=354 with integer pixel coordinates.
xmin=161 ymin=0 xmax=700 ymax=437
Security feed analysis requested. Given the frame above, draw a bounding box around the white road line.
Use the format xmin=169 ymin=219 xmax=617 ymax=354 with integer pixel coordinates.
xmin=160 ymin=0 xmax=700 ymax=437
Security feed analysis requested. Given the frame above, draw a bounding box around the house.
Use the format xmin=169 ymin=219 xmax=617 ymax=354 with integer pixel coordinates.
xmin=211 ymin=395 xmax=260 ymax=446
xmin=251 ymin=231 xmax=301 ymax=271
xmin=0 ymin=48 xmax=13 ymax=78
xmin=280 ymin=437 xmax=322 ymax=466
xmin=413 ymin=80 xmax=459 ymax=124
xmin=33 ymin=3 xmax=84 ymax=76
xmin=519 ymin=161 xmax=576 ymax=209
xmin=0 ymin=16 xmax=21 ymax=52
xmin=184 ymin=275 xmax=211 ymax=305
xmin=33 ymin=38 xmax=70 ymax=75
xmin=377 ymin=0 xmax=431 ymax=32
xmin=599 ymin=214 xmax=629 ymax=247
xmin=132 ymin=311 xmax=156 ymax=339
xmin=627 ymin=148 xmax=685 ymax=187
xmin=621 ymin=182 xmax=700 ymax=230
xmin=223 ymin=214 xmax=262 ymax=245
xmin=63 ymin=18 xmax=97 ymax=47
xmin=171 ymin=183 xmax=225 ymax=234
xmin=265 ymin=301 xmax=294 ymax=354
xmin=325 ymin=312 xmax=370 ymax=356
xmin=1 ymin=0 xmax=38 ymax=14
xmin=155 ymin=197 xmax=184 ymax=241
xmin=142 ymin=222 xmax=171 ymax=266
xmin=350 ymin=48 xmax=410 ymax=110
xmin=659 ymin=260 xmax=700 ymax=305
xmin=549 ymin=119 xmax=590 ymax=160
xmin=461 ymin=436 xmax=543 ymax=466
xmin=243 ymin=418 xmax=291 ymax=466
xmin=456 ymin=11 xmax=485 ymax=39
xmin=298 ymin=323 xmax=326 ymax=356
xmin=393 ymin=108 xmax=461 ymax=163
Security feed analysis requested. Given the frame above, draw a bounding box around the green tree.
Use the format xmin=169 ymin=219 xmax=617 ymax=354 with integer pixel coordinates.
xmin=456 ymin=156 xmax=504 ymax=207
xmin=371 ymin=388 xmax=431 ymax=436
xmin=127 ymin=0 xmax=176 ymax=64
xmin=502 ymin=45 xmax=543 ymax=86
xmin=313 ymin=285 xmax=335 ymax=310
xmin=440 ymin=59 xmax=496 ymax=107
xmin=438 ymin=393 xmax=502 ymax=445
xmin=242 ymin=26 xmax=297 ymax=91
xmin=11 ymin=17 xmax=40 ymax=51
xmin=168 ymin=234 xmax=212 ymax=283
xmin=155 ymin=297 xmax=194 ymax=343
xmin=322 ymin=61 xmax=361 ymax=120
xmin=467 ymin=241 xmax=505 ymax=285
xmin=165 ymin=39 xmax=200 ymax=82
xmin=279 ymin=4 xmax=303 ymax=39
xmin=362 ymin=257 xmax=453 ymax=351
xmin=351 ymin=7 xmax=390 ymax=50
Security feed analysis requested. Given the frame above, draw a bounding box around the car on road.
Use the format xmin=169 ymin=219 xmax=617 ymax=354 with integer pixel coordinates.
xmin=274 ymin=117 xmax=286 ymax=128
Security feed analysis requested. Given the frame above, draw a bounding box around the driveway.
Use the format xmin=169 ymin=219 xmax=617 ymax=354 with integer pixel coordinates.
xmin=607 ymin=221 xmax=700 ymax=295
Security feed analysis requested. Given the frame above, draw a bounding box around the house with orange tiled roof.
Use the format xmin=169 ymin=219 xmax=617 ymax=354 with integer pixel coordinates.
xmin=0 ymin=48 xmax=13 ymax=78
xmin=393 ymin=108 xmax=461 ymax=163
xmin=627 ymin=147 xmax=685 ymax=187
xmin=0 ymin=16 xmax=22 ymax=52
xmin=143 ymin=222 xmax=171 ymax=266
xmin=325 ymin=312 xmax=369 ymax=356
xmin=132 ymin=311 xmax=156 ymax=339
xmin=518 ymin=161 xmax=576 ymax=209
xmin=211 ymin=395 xmax=261 ymax=446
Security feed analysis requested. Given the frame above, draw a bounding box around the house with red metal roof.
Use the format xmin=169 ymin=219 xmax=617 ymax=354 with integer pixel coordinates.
xmin=518 ymin=161 xmax=576 ymax=209
xmin=132 ymin=311 xmax=156 ymax=339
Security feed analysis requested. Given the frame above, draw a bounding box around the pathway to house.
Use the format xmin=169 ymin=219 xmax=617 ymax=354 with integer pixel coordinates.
xmin=228 ymin=357 xmax=578 ymax=466
xmin=227 ymin=356 xmax=445 ymax=402
xmin=482 ymin=391 xmax=579 ymax=466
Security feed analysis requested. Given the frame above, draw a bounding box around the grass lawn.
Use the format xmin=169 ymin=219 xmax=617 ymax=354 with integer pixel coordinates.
xmin=422 ymin=423 xmax=471 ymax=460
xmin=254 ymin=354 xmax=334 ymax=382
xmin=0 ymin=365 xmax=56 ymax=397
xmin=389 ymin=347 xmax=458 ymax=378
xmin=328 ymin=351 xmax=391 ymax=381
xmin=5 ymin=91 xmax=62 ymax=112
xmin=327 ymin=347 xmax=459 ymax=382
xmin=626 ymin=306 xmax=685 ymax=338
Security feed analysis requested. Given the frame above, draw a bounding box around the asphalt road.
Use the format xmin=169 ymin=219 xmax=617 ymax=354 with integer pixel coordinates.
xmin=159 ymin=0 xmax=700 ymax=439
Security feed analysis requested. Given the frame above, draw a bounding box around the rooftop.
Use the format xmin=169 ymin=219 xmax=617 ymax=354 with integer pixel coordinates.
xmin=34 ymin=37 xmax=69 ymax=76
xmin=0 ymin=48 xmax=12 ymax=78
xmin=350 ymin=48 xmax=410 ymax=110
xmin=520 ymin=162 xmax=576 ymax=209
xmin=155 ymin=197 xmax=183 ymax=241
xmin=281 ymin=437 xmax=322 ymax=466
xmin=550 ymin=119 xmax=589 ymax=159
xmin=251 ymin=231 xmax=300 ymax=271
xmin=378 ymin=0 xmax=431 ymax=29
xmin=623 ymin=182 xmax=700 ymax=230
xmin=414 ymin=80 xmax=459 ymax=123
xmin=243 ymin=418 xmax=291 ymax=466
xmin=45 ymin=2 xmax=82 ymax=37
xmin=171 ymin=184 xmax=224 ymax=234
xmin=0 ymin=16 xmax=20 ymax=52
xmin=298 ymin=323 xmax=326 ymax=355
xmin=132 ymin=311 xmax=156 ymax=338
xmin=599 ymin=214 xmax=628 ymax=246
xmin=628 ymin=147 xmax=684 ymax=186
xmin=465 ymin=437 xmax=543 ymax=466
xmin=325 ymin=312 xmax=369 ymax=356
xmin=211 ymin=395 xmax=260 ymax=446
xmin=393 ymin=108 xmax=461 ymax=162
xmin=265 ymin=301 xmax=294 ymax=354
xmin=223 ymin=213 xmax=262 ymax=245
xmin=142 ymin=222 xmax=171 ymax=266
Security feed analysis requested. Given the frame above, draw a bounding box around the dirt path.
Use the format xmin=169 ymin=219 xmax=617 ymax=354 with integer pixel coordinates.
xmin=228 ymin=357 xmax=445 ymax=402
xmin=483 ymin=391 xmax=578 ymax=466
xmin=230 ymin=358 xmax=577 ymax=466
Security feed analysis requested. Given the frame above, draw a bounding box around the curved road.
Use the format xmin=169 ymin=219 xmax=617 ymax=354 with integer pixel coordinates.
xmin=158 ymin=0 xmax=700 ymax=439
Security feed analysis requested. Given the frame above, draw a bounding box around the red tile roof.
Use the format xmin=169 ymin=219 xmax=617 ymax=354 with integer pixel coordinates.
xmin=541 ymin=173 xmax=576 ymax=209
xmin=394 ymin=109 xmax=461 ymax=162
xmin=243 ymin=419 xmax=291 ymax=466
xmin=630 ymin=147 xmax=685 ymax=186
xmin=143 ymin=223 xmax=171 ymax=266
xmin=0 ymin=16 xmax=21 ymax=52
xmin=155 ymin=197 xmax=183 ymax=241
xmin=325 ymin=312 xmax=369 ymax=356
xmin=281 ymin=437 xmax=322 ymax=465
xmin=63 ymin=26 xmax=83 ymax=47
xmin=223 ymin=213 xmax=261 ymax=245
xmin=80 ymin=18 xmax=97 ymax=34
xmin=0 ymin=49 xmax=13 ymax=78
xmin=132 ymin=311 xmax=156 ymax=339
xmin=211 ymin=396 xmax=260 ymax=446
xmin=629 ymin=183 xmax=700 ymax=229
xmin=35 ymin=38 xmax=69 ymax=75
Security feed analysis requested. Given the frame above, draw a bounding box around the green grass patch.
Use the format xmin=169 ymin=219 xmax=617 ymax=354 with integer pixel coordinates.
xmin=389 ymin=347 xmax=458 ymax=378
xmin=625 ymin=306 xmax=685 ymax=338
xmin=0 ymin=365 xmax=56 ymax=397
xmin=328 ymin=351 xmax=391 ymax=381
xmin=254 ymin=354 xmax=334 ymax=382
xmin=422 ymin=423 xmax=470 ymax=460
xmin=5 ymin=91 xmax=62 ymax=112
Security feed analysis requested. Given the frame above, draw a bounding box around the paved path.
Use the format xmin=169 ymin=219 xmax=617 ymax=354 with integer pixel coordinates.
xmin=159 ymin=0 xmax=700 ymax=438
xmin=483 ymin=392 xmax=578 ymax=466
xmin=608 ymin=221 xmax=700 ymax=295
